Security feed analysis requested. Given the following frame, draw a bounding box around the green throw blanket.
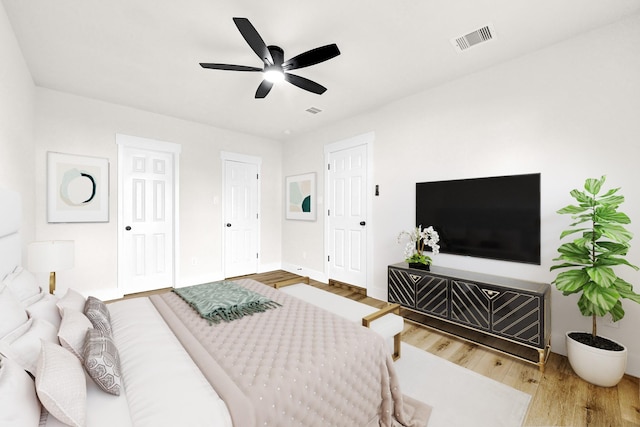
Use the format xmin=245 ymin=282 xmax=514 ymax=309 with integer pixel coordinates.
xmin=174 ymin=280 xmax=281 ymax=324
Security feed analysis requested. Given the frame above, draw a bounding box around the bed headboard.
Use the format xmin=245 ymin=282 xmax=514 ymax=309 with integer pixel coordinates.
xmin=0 ymin=188 xmax=22 ymax=280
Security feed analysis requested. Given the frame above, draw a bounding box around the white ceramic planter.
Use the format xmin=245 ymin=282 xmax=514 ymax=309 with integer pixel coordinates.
xmin=566 ymin=331 xmax=627 ymax=387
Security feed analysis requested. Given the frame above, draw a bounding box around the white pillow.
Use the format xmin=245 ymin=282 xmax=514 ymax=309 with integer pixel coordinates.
xmin=36 ymin=341 xmax=87 ymax=427
xmin=56 ymin=288 xmax=86 ymax=316
xmin=0 ymin=283 xmax=28 ymax=338
xmin=0 ymin=317 xmax=58 ymax=375
xmin=26 ymin=293 xmax=61 ymax=329
xmin=58 ymin=309 xmax=93 ymax=361
xmin=2 ymin=266 xmax=43 ymax=306
xmin=0 ymin=354 xmax=42 ymax=427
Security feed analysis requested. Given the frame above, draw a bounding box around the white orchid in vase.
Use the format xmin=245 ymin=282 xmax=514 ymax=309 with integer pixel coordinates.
xmin=397 ymin=225 xmax=440 ymax=267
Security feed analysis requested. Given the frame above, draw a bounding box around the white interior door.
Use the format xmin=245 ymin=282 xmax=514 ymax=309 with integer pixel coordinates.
xmin=326 ymin=140 xmax=369 ymax=288
xmin=223 ymin=157 xmax=259 ymax=278
xmin=118 ymin=135 xmax=180 ymax=295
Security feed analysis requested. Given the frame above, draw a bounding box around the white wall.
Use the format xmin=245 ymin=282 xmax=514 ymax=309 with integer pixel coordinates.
xmin=282 ymin=14 xmax=640 ymax=375
xmin=0 ymin=3 xmax=36 ymax=260
xmin=34 ymin=88 xmax=283 ymax=299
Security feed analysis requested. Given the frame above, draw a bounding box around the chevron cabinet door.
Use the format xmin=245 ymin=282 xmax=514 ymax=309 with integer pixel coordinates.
xmin=387 ymin=263 xmax=551 ymax=372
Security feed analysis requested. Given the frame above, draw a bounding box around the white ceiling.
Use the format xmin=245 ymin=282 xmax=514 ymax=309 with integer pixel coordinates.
xmin=4 ymin=0 xmax=640 ymax=141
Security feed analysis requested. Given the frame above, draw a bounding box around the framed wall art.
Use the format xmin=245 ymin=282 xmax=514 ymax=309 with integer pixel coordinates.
xmin=47 ymin=152 xmax=109 ymax=223
xmin=285 ymin=172 xmax=316 ymax=221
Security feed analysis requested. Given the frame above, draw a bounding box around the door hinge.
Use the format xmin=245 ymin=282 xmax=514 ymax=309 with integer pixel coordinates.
xmin=256 ymin=253 xmax=259 ymax=259
xmin=327 ymin=163 xmax=330 ymax=170
xmin=256 ymin=173 xmax=259 ymax=179
xmin=328 ymin=255 xmax=330 ymax=262
xmin=327 ymin=209 xmax=330 ymax=216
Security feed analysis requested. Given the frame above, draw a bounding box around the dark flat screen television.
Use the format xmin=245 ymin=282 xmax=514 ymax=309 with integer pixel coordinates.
xmin=416 ymin=173 xmax=541 ymax=264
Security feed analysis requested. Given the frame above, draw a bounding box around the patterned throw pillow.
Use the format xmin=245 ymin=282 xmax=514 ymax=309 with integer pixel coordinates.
xmin=83 ymin=329 xmax=122 ymax=395
xmin=84 ymin=296 xmax=112 ymax=336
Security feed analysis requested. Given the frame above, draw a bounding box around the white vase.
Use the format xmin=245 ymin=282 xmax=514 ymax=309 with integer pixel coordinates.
xmin=565 ymin=331 xmax=627 ymax=387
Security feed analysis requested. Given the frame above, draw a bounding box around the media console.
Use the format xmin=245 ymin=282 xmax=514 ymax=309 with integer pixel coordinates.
xmin=388 ymin=263 xmax=551 ymax=371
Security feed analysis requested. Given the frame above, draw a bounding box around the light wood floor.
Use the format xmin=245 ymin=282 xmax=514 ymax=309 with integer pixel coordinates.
xmin=235 ymin=270 xmax=640 ymax=427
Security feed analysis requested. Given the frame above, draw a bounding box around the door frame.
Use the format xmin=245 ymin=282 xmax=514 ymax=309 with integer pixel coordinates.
xmin=324 ymin=132 xmax=374 ymax=289
xmin=116 ymin=133 xmax=181 ymax=293
xmin=220 ymin=151 xmax=262 ymax=277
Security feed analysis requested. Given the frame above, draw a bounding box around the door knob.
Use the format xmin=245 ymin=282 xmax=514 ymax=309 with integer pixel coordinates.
xmin=226 ymin=223 xmax=232 ymax=227
xmin=125 ymin=226 xmax=132 ymax=231
xmin=359 ymin=221 xmax=366 ymax=226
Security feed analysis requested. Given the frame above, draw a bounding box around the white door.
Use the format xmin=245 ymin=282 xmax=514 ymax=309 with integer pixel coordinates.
xmin=326 ymin=141 xmax=369 ymax=288
xmin=118 ymin=135 xmax=179 ymax=295
xmin=223 ymin=158 xmax=259 ymax=278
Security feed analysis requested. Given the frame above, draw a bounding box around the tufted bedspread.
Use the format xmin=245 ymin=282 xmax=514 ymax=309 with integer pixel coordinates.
xmin=150 ymin=278 xmax=431 ymax=427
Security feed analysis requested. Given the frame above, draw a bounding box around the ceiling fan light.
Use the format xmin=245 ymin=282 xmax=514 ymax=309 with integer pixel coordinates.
xmin=264 ymin=67 xmax=284 ymax=83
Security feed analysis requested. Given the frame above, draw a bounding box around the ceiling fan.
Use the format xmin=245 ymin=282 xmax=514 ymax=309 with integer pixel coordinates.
xmin=199 ymin=17 xmax=340 ymax=98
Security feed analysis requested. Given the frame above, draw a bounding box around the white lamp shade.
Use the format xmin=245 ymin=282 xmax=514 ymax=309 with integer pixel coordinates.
xmin=27 ymin=241 xmax=75 ymax=273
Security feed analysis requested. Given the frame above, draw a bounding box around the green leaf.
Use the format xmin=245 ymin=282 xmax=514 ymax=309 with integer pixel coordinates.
xmin=585 ymin=266 xmax=616 ymax=287
xmin=555 ymin=242 xmax=591 ymax=264
xmin=599 ymin=194 xmax=624 ymax=208
xmin=570 ymin=189 xmax=592 ymax=204
xmin=597 ymin=223 xmax=633 ymax=243
xmin=559 ymin=228 xmax=587 ymax=240
xmin=596 ymin=256 xmax=639 ymax=270
xmin=577 ymin=294 xmax=602 ymax=317
xmin=583 ymin=281 xmax=619 ymax=311
xmin=600 ymin=187 xmax=620 ymax=198
xmin=613 ymin=277 xmax=634 ymax=292
xmin=552 ymin=269 xmax=590 ymax=293
xmin=595 ymin=208 xmax=630 ymax=224
xmin=617 ymin=282 xmax=640 ymax=304
xmin=584 ymin=176 xmax=606 ymax=195
xmin=557 ymin=205 xmax=588 ymax=215
xmin=609 ymin=301 xmax=625 ymax=322
xmin=595 ymin=241 xmax=629 ymax=256
xmin=550 ymin=262 xmax=584 ymax=271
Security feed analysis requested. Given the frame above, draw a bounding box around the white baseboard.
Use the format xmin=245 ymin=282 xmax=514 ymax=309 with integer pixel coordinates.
xmin=280 ymin=263 xmax=327 ymax=284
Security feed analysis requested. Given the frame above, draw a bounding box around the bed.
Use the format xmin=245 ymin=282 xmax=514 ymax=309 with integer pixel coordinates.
xmin=0 ymin=187 xmax=431 ymax=427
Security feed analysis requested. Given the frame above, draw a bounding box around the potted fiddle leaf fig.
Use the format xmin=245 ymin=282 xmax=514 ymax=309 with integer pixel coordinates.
xmin=551 ymin=176 xmax=640 ymax=387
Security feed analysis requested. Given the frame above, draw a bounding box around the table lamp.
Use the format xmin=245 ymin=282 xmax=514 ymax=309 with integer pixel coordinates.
xmin=27 ymin=240 xmax=75 ymax=294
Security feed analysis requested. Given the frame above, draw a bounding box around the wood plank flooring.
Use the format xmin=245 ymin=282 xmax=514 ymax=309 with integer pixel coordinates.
xmin=235 ymin=270 xmax=640 ymax=427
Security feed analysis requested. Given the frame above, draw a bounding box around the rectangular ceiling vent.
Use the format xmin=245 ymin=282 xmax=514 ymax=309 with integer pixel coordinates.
xmin=305 ymin=107 xmax=322 ymax=115
xmin=451 ymin=24 xmax=495 ymax=52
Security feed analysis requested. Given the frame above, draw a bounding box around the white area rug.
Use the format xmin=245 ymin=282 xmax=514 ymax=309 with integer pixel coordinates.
xmin=394 ymin=343 xmax=531 ymax=427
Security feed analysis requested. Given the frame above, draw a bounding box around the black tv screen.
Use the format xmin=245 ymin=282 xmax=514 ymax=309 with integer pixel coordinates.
xmin=416 ymin=173 xmax=541 ymax=264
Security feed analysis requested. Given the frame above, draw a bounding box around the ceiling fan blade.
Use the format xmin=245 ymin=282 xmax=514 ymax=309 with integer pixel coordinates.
xmin=255 ymin=80 xmax=273 ymax=98
xmin=233 ymin=17 xmax=273 ymax=65
xmin=282 ymin=44 xmax=340 ymax=71
xmin=284 ymin=73 xmax=327 ymax=95
xmin=199 ymin=63 xmax=262 ymax=72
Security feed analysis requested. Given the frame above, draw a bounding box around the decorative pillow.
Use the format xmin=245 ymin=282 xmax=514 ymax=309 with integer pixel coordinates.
xmin=35 ymin=341 xmax=87 ymax=427
xmin=0 ymin=354 xmax=42 ymax=427
xmin=56 ymin=288 xmax=86 ymax=316
xmin=0 ymin=283 xmax=28 ymax=338
xmin=83 ymin=329 xmax=122 ymax=396
xmin=0 ymin=317 xmax=58 ymax=375
xmin=58 ymin=309 xmax=94 ymax=361
xmin=26 ymin=293 xmax=61 ymax=329
xmin=84 ymin=296 xmax=112 ymax=336
xmin=1 ymin=266 xmax=44 ymax=306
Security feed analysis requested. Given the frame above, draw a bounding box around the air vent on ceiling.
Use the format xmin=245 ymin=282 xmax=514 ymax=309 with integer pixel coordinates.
xmin=305 ymin=107 xmax=322 ymax=115
xmin=451 ymin=24 xmax=495 ymax=52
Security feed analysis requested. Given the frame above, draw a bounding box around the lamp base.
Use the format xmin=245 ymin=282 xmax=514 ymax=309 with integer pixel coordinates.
xmin=49 ymin=271 xmax=56 ymax=295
